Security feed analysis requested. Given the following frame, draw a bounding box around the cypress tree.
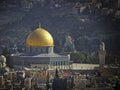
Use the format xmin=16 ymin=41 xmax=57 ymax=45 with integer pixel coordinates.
xmin=46 ymin=73 xmax=50 ymax=90
xmin=54 ymin=68 xmax=59 ymax=79
xmin=52 ymin=69 xmax=68 ymax=90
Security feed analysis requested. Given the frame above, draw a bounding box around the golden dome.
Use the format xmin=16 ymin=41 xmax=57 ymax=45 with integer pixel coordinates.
xmin=26 ymin=27 xmax=54 ymax=47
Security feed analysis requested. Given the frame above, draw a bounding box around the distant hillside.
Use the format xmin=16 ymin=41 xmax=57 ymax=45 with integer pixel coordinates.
xmin=0 ymin=2 xmax=120 ymax=54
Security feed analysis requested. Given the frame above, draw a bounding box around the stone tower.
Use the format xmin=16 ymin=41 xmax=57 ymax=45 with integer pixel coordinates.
xmin=98 ymin=42 xmax=106 ymax=67
xmin=64 ymin=34 xmax=76 ymax=53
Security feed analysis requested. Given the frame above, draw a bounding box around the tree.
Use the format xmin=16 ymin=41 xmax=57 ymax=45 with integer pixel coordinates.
xmin=52 ymin=69 xmax=67 ymax=90
xmin=70 ymin=52 xmax=86 ymax=63
xmin=54 ymin=68 xmax=59 ymax=79
xmin=70 ymin=77 xmax=75 ymax=89
xmin=87 ymin=54 xmax=99 ymax=64
xmin=46 ymin=73 xmax=50 ymax=90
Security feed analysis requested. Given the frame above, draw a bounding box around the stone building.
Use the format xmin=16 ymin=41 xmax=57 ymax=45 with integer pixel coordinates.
xmin=64 ymin=34 xmax=76 ymax=53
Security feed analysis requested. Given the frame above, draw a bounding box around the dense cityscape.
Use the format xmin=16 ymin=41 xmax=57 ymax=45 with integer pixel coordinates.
xmin=0 ymin=0 xmax=120 ymax=90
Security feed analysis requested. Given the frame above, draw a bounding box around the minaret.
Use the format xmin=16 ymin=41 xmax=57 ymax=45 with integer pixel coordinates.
xmin=98 ymin=42 xmax=106 ymax=67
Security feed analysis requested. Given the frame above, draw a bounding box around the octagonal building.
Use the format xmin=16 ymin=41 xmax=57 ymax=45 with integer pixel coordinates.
xmin=11 ymin=26 xmax=71 ymax=70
